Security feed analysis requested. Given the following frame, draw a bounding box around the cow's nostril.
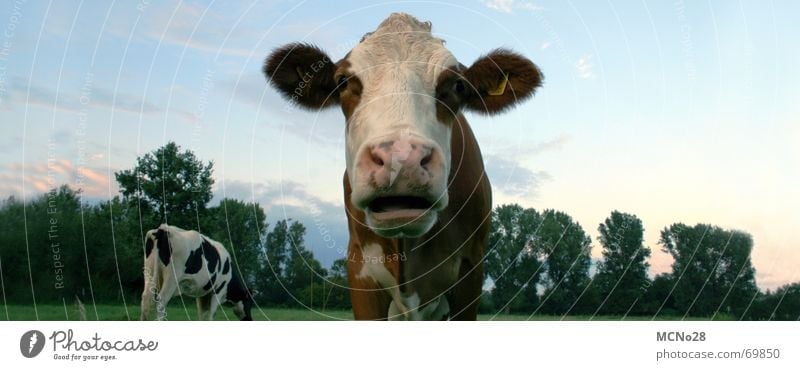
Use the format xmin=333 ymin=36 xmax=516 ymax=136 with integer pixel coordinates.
xmin=420 ymin=152 xmax=432 ymax=167
xmin=371 ymin=152 xmax=385 ymax=167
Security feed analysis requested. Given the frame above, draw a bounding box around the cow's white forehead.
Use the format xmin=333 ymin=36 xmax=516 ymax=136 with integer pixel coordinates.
xmin=346 ymin=13 xmax=457 ymax=88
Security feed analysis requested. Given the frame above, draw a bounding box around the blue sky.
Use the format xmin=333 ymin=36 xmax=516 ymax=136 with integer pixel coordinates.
xmin=1 ymin=0 xmax=798 ymax=290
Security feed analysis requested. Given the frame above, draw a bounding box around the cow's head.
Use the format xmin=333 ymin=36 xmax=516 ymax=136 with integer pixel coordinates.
xmin=264 ymin=13 xmax=542 ymax=238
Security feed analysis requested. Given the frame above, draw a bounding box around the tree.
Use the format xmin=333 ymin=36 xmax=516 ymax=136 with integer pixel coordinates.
xmin=115 ymin=142 xmax=214 ymax=230
xmin=639 ymin=273 xmax=676 ymax=317
xmin=0 ymin=196 xmax=29 ymax=302
xmin=744 ymin=283 xmax=800 ymax=320
xmin=256 ymin=219 xmax=326 ymax=307
xmin=659 ymin=223 xmax=758 ymax=317
xmin=257 ymin=219 xmax=290 ymax=304
xmin=593 ymin=211 xmax=651 ymax=315
xmin=206 ymin=198 xmax=267 ymax=291
xmin=84 ymin=195 xmax=143 ymax=306
xmin=24 ymin=186 xmax=84 ymax=304
xmin=283 ymin=221 xmax=327 ymax=308
xmin=0 ymin=186 xmax=118 ymax=309
xmin=536 ymin=209 xmax=592 ymax=315
xmin=484 ymin=204 xmax=544 ymax=313
xmin=322 ymin=258 xmax=351 ymax=310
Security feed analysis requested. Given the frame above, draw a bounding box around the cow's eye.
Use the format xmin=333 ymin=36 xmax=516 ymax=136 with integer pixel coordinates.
xmin=453 ymin=79 xmax=465 ymax=94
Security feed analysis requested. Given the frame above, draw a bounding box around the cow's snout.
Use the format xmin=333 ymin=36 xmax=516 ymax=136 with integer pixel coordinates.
xmin=351 ymin=133 xmax=449 ymax=238
xmin=357 ymin=135 xmax=442 ymax=190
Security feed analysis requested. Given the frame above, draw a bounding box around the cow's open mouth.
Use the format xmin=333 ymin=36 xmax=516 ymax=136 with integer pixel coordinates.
xmin=368 ymin=196 xmax=434 ymax=213
xmin=363 ymin=195 xmax=442 ymax=237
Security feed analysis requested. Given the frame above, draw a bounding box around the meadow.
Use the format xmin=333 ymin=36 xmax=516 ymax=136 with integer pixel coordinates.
xmin=0 ymin=304 xmax=730 ymax=321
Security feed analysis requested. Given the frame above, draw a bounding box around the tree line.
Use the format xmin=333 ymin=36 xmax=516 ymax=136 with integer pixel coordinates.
xmin=0 ymin=142 xmax=797 ymax=319
xmin=0 ymin=142 xmax=350 ymax=311
xmin=483 ymin=204 xmax=798 ymax=320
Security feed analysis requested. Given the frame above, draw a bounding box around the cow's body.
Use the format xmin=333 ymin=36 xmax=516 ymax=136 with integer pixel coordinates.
xmin=345 ymin=115 xmax=491 ymax=320
xmin=264 ymin=13 xmax=541 ymax=320
xmin=140 ymin=224 xmax=253 ymax=321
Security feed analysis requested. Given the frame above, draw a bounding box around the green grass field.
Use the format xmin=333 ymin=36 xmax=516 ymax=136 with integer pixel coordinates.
xmin=0 ymin=304 xmax=352 ymax=321
xmin=0 ymin=304 xmax=731 ymax=321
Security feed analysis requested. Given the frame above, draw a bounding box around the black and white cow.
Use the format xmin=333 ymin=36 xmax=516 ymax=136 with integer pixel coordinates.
xmin=140 ymin=224 xmax=254 ymax=321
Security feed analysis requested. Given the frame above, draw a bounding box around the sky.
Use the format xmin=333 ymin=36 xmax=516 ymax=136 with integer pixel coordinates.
xmin=0 ymin=0 xmax=798 ymax=290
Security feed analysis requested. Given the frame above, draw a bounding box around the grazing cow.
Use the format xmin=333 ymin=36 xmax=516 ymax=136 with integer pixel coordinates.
xmin=264 ymin=13 xmax=542 ymax=320
xmin=140 ymin=224 xmax=254 ymax=321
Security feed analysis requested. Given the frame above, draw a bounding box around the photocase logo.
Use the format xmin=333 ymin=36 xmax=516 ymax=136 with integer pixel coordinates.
xmin=20 ymin=330 xmax=46 ymax=358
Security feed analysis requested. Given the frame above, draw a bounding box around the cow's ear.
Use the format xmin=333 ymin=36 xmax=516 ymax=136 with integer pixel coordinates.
xmin=264 ymin=43 xmax=339 ymax=109
xmin=462 ymin=49 xmax=542 ymax=114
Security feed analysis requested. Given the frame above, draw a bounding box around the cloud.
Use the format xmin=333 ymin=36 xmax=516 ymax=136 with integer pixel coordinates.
xmin=136 ymin=1 xmax=262 ymax=58
xmin=216 ymin=73 xmax=346 ymax=149
xmin=0 ymin=135 xmax=22 ymax=155
xmin=540 ymin=41 xmax=551 ymax=50
xmin=483 ymin=0 xmax=543 ymax=13
xmin=0 ymin=160 xmax=116 ymax=200
xmin=576 ymin=54 xmax=595 ymax=79
xmin=6 ymin=77 xmax=160 ymax=114
xmin=213 ymin=180 xmax=349 ymax=267
xmin=276 ymin=115 xmax=345 ymax=150
xmin=510 ymin=134 xmax=572 ymax=158
xmin=90 ymin=88 xmax=161 ymax=114
xmin=483 ymin=153 xmax=550 ymax=200
xmin=216 ymin=73 xmax=285 ymax=112
xmin=485 ymin=134 xmax=572 ymax=160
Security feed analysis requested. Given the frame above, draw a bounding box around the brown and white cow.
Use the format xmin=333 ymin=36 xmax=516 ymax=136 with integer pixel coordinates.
xmin=264 ymin=13 xmax=542 ymax=320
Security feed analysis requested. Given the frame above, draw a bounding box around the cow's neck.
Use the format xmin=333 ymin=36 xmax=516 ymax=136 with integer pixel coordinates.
xmin=387 ymin=115 xmax=475 ymax=320
xmin=389 ymin=236 xmax=459 ymax=320
xmin=348 ymin=113 xmax=486 ymax=320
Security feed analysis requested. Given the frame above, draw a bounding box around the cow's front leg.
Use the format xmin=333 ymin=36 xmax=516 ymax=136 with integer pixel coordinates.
xmin=232 ymin=301 xmax=250 ymax=320
xmin=205 ymin=293 xmax=222 ymax=321
xmin=196 ymin=294 xmax=213 ymax=320
xmin=140 ymin=278 xmax=155 ymax=320
xmin=155 ymin=275 xmax=178 ymax=321
xmin=140 ymin=261 xmax=160 ymax=320
xmin=447 ymin=256 xmax=483 ymax=320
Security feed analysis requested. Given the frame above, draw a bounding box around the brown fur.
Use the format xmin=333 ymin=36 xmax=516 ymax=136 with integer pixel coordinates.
xmin=334 ymin=60 xmax=363 ymax=121
xmin=463 ymin=49 xmax=543 ymax=114
xmin=434 ymin=67 xmax=466 ymax=124
xmin=263 ymin=43 xmax=339 ymax=109
xmin=345 ymin=114 xmax=491 ymax=320
xmin=263 ymin=30 xmax=541 ymax=321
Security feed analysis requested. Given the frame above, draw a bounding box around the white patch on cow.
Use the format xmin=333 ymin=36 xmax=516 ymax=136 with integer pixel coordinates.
xmin=388 ymin=292 xmax=450 ymax=320
xmin=388 ymin=128 xmax=412 ymax=186
xmin=358 ymin=243 xmax=452 ymax=320
xmin=357 ymin=243 xmax=410 ymax=315
xmin=232 ymin=301 xmax=246 ymax=320
xmin=421 ymin=296 xmax=449 ymax=320
xmin=388 ymin=292 xmax=420 ymax=320
xmin=344 ymin=13 xmax=457 ymax=207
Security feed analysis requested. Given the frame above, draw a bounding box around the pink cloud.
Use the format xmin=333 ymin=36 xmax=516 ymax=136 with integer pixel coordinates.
xmin=0 ymin=160 xmax=116 ymax=200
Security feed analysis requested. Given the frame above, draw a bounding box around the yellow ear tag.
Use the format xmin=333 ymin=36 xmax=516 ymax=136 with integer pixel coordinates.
xmin=487 ymin=73 xmax=509 ymax=96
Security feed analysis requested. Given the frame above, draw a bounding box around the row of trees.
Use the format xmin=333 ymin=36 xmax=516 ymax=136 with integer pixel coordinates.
xmin=0 ymin=187 xmax=351 ymax=311
xmin=483 ymin=204 xmax=798 ymax=320
xmin=0 ymin=142 xmax=797 ymax=319
xmin=0 ymin=142 xmax=350 ymax=313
